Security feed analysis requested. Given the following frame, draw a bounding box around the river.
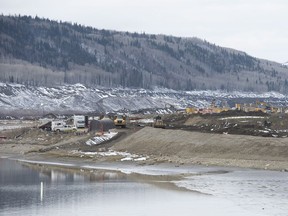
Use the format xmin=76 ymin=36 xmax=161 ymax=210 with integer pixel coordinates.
xmin=0 ymin=157 xmax=287 ymax=216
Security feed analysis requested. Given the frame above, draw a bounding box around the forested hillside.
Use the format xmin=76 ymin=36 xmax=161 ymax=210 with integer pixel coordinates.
xmin=1 ymin=15 xmax=288 ymax=92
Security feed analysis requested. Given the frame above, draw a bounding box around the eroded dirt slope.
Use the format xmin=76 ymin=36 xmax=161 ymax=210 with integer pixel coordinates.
xmin=112 ymin=127 xmax=288 ymax=169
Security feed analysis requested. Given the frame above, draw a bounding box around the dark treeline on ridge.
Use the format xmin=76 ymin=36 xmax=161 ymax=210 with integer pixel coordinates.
xmin=1 ymin=15 xmax=288 ymax=92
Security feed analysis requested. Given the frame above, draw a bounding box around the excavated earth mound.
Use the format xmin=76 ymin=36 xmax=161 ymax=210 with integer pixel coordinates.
xmin=112 ymin=127 xmax=288 ymax=170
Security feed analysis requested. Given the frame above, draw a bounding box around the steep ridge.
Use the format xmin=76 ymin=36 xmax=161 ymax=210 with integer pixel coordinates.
xmin=1 ymin=15 xmax=288 ymax=92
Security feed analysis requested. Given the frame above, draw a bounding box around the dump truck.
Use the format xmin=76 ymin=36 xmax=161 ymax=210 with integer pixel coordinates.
xmin=113 ymin=115 xmax=127 ymax=128
xmin=153 ymin=115 xmax=165 ymax=129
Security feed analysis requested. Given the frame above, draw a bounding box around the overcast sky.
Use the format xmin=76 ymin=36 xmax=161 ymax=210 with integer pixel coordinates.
xmin=1 ymin=0 xmax=287 ymax=63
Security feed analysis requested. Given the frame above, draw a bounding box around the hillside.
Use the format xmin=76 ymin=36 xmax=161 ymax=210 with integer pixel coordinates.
xmin=1 ymin=15 xmax=288 ymax=92
xmin=1 ymin=82 xmax=288 ymax=116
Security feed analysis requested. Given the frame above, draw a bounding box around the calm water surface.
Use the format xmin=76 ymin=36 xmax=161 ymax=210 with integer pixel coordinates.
xmin=0 ymin=157 xmax=287 ymax=216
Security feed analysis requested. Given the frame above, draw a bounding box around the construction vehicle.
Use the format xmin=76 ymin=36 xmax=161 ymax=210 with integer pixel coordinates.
xmin=113 ymin=115 xmax=127 ymax=128
xmin=186 ymin=107 xmax=198 ymax=114
xmin=55 ymin=125 xmax=77 ymax=133
xmin=51 ymin=120 xmax=77 ymax=132
xmin=153 ymin=115 xmax=165 ymax=129
xmin=51 ymin=120 xmax=66 ymax=131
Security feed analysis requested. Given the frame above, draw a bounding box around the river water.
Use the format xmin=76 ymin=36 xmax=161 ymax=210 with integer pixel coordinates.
xmin=0 ymin=157 xmax=287 ymax=216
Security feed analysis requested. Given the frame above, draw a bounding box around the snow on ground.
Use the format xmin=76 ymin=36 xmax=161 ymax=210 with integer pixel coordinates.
xmin=83 ymin=131 xmax=150 ymax=161
xmin=1 ymin=82 xmax=288 ymax=114
xmin=0 ymin=125 xmax=23 ymax=131
xmin=86 ymin=131 xmax=118 ymax=146
xmin=219 ymin=116 xmax=266 ymax=120
xmin=0 ymin=120 xmax=34 ymax=131
xmin=130 ymin=118 xmax=154 ymax=126
xmin=70 ymin=149 xmax=149 ymax=162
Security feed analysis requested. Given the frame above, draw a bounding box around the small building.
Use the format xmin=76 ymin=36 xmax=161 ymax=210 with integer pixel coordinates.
xmin=73 ymin=115 xmax=86 ymax=128
xmin=39 ymin=121 xmax=52 ymax=131
xmin=89 ymin=118 xmax=115 ymax=132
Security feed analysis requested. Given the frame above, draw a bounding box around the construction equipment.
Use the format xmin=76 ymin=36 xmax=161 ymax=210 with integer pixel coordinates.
xmin=186 ymin=107 xmax=198 ymax=114
xmin=51 ymin=120 xmax=77 ymax=132
xmin=113 ymin=114 xmax=127 ymax=128
xmin=153 ymin=115 xmax=165 ymax=129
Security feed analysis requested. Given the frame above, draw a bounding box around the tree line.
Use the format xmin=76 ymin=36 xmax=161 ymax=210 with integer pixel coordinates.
xmin=1 ymin=15 xmax=288 ymax=92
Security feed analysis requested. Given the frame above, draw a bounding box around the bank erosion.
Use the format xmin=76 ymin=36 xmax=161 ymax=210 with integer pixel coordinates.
xmin=0 ymin=111 xmax=288 ymax=171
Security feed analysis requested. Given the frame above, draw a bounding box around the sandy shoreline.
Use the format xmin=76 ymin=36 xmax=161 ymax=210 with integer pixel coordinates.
xmin=1 ymin=125 xmax=288 ymax=172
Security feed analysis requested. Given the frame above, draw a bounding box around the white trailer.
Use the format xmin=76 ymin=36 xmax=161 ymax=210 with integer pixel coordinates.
xmin=73 ymin=115 xmax=85 ymax=128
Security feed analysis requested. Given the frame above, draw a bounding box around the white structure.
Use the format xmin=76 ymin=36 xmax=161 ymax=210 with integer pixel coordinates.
xmin=51 ymin=120 xmax=66 ymax=131
xmin=73 ymin=115 xmax=85 ymax=128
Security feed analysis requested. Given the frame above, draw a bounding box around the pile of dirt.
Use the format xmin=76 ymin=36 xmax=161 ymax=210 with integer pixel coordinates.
xmin=164 ymin=112 xmax=288 ymax=137
xmin=112 ymin=127 xmax=288 ymax=170
xmin=0 ymin=127 xmax=94 ymax=156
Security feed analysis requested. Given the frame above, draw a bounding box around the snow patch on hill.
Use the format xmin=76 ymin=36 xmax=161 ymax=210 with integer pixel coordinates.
xmin=0 ymin=82 xmax=288 ymax=115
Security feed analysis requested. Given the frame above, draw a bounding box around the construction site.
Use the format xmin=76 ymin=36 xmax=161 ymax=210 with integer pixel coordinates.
xmin=1 ymin=98 xmax=288 ymax=171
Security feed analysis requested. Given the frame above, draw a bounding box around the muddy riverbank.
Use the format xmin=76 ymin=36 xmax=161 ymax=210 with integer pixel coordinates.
xmin=1 ymin=122 xmax=288 ymax=171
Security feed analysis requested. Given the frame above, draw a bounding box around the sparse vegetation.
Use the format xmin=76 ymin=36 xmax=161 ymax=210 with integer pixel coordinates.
xmin=1 ymin=15 xmax=288 ymax=92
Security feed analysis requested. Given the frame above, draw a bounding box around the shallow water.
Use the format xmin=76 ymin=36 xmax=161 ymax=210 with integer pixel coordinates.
xmin=176 ymin=168 xmax=288 ymax=216
xmin=0 ymin=158 xmax=287 ymax=216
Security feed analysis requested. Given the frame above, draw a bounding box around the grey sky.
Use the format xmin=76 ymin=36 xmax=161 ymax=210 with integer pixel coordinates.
xmin=1 ymin=0 xmax=287 ymax=63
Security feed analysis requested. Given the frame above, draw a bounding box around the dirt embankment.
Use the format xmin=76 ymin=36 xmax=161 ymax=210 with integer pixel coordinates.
xmin=112 ymin=127 xmax=288 ymax=170
xmin=0 ymin=127 xmax=93 ymax=156
xmin=1 ymin=114 xmax=288 ymax=171
xmin=164 ymin=111 xmax=288 ymax=137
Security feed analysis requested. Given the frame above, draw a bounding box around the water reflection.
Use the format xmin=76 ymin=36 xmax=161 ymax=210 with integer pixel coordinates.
xmin=40 ymin=182 xmax=43 ymax=202
xmin=1 ymin=157 xmax=285 ymax=216
xmin=0 ymin=158 xmax=130 ymax=211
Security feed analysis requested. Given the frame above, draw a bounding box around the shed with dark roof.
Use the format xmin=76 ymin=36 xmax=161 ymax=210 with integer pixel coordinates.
xmin=89 ymin=118 xmax=115 ymax=132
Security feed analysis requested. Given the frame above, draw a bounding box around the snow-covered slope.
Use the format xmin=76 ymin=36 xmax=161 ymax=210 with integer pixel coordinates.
xmin=0 ymin=82 xmax=288 ymax=115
